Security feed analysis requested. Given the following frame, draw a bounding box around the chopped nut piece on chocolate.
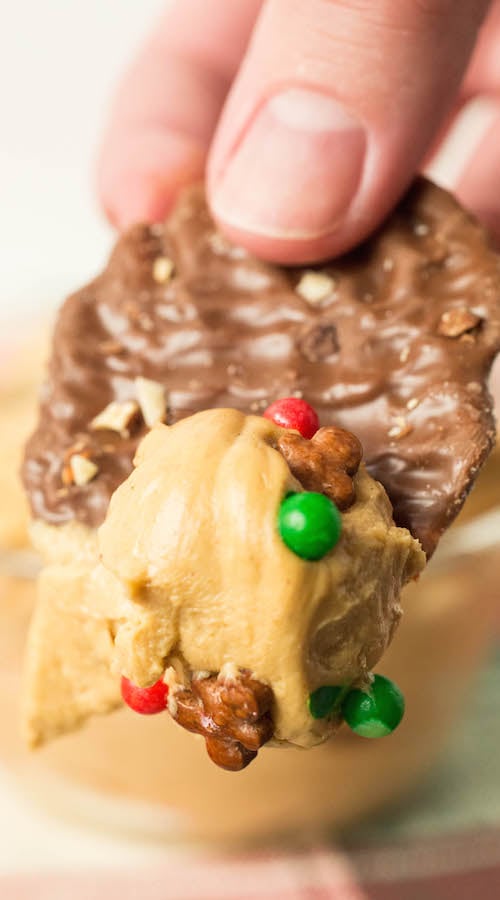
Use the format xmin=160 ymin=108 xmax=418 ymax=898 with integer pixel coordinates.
xmin=277 ymin=425 xmax=362 ymax=511
xmin=299 ymin=323 xmax=339 ymax=362
xmin=171 ymin=669 xmax=274 ymax=771
xmin=388 ymin=417 xmax=413 ymax=440
xmin=152 ymin=256 xmax=174 ymax=284
xmin=438 ymin=308 xmax=481 ymax=338
xmin=90 ymin=400 xmax=139 ymax=437
xmin=295 ymin=271 xmax=335 ymax=305
xmin=61 ymin=445 xmax=92 ymax=486
xmin=135 ymin=376 xmax=167 ymax=428
xmin=69 ymin=455 xmax=99 ymax=486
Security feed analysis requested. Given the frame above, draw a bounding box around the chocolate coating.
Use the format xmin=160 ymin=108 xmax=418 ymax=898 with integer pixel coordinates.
xmin=23 ymin=180 xmax=500 ymax=555
xmin=173 ymin=670 xmax=274 ymax=771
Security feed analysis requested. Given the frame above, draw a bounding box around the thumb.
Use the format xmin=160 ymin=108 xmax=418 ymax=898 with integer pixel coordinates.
xmin=208 ymin=0 xmax=489 ymax=264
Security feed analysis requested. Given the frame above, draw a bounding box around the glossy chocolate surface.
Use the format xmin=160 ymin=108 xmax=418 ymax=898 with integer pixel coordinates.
xmin=23 ymin=180 xmax=500 ymax=555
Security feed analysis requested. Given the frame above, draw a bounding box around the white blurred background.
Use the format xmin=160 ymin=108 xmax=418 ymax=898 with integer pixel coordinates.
xmin=1 ymin=0 xmax=497 ymax=331
xmin=0 ymin=0 xmax=164 ymax=871
xmin=0 ymin=0 xmax=164 ymax=328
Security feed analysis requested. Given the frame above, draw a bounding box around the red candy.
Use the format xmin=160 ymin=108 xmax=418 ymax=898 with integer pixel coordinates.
xmin=121 ymin=676 xmax=169 ymax=715
xmin=263 ymin=398 xmax=320 ymax=439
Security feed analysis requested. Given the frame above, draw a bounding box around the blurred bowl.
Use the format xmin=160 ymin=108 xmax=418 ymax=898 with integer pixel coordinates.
xmin=1 ymin=465 xmax=499 ymax=844
xmin=1 ymin=334 xmax=499 ymax=844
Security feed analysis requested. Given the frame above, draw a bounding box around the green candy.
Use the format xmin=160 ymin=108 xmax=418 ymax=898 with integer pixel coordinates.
xmin=308 ymin=685 xmax=344 ymax=719
xmin=278 ymin=492 xmax=342 ymax=561
xmin=342 ymin=675 xmax=405 ymax=738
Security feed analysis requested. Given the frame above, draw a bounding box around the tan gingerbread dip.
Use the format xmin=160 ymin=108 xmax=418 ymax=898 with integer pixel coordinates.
xmin=21 ymin=179 xmax=500 ymax=771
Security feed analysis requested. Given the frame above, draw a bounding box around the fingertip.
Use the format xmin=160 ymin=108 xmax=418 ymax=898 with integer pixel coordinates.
xmin=208 ymin=214 xmax=354 ymax=265
xmin=206 ymin=0 xmax=488 ymax=265
xmin=100 ymin=171 xmax=171 ymax=230
xmin=95 ymin=0 xmax=262 ymax=230
xmin=454 ymin=107 xmax=500 ymax=248
xmin=97 ymin=130 xmax=207 ymax=229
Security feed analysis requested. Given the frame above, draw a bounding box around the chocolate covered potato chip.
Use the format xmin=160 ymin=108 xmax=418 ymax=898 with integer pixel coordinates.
xmin=23 ymin=179 xmax=500 ymax=555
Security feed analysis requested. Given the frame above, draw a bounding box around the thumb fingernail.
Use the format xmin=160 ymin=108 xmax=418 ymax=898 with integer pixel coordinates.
xmin=211 ymin=88 xmax=366 ymax=240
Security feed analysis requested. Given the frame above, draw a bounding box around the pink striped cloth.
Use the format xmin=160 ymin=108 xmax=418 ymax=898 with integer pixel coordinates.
xmin=2 ymin=830 xmax=500 ymax=900
xmin=0 ymin=847 xmax=364 ymax=900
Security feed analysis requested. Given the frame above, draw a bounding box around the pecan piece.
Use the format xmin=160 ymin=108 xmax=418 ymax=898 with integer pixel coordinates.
xmin=171 ymin=670 xmax=274 ymax=771
xmin=277 ymin=425 xmax=362 ymax=510
xmin=205 ymin=736 xmax=256 ymax=770
xmin=437 ymin=308 xmax=481 ymax=338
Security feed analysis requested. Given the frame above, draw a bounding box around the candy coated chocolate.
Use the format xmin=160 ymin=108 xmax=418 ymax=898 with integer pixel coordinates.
xmin=342 ymin=674 xmax=405 ymax=738
xmin=278 ymin=492 xmax=342 ymax=560
xmin=120 ymin=676 xmax=168 ymax=715
xmin=264 ymin=397 xmax=320 ymax=438
xmin=308 ymin=685 xmax=344 ymax=720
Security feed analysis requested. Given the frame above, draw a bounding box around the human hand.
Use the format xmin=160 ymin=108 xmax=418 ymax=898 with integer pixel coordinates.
xmin=98 ymin=0 xmax=498 ymax=264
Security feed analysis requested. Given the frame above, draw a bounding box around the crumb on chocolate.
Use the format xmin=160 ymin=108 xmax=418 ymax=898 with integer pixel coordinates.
xmin=438 ymin=308 xmax=481 ymax=338
xmin=388 ymin=417 xmax=413 ymax=440
xmin=296 ymin=271 xmax=335 ymax=305
xmin=152 ymin=256 xmax=174 ymax=284
xmin=90 ymin=400 xmax=140 ymax=437
xmin=61 ymin=445 xmax=94 ymax=486
xmin=135 ymin=376 xmax=167 ymax=427
xmin=68 ymin=454 xmax=99 ymax=486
